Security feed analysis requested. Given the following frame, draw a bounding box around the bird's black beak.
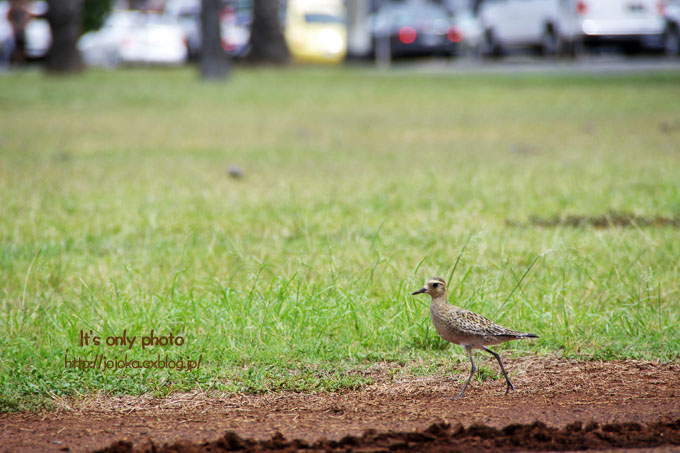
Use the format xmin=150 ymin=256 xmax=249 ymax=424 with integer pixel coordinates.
xmin=412 ymin=287 xmax=427 ymax=295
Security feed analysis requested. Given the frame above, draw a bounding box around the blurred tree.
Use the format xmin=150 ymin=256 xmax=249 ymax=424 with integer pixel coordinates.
xmin=128 ymin=0 xmax=147 ymax=9
xmin=81 ymin=0 xmax=112 ymax=33
xmin=200 ymin=0 xmax=230 ymax=79
xmin=247 ymin=0 xmax=289 ymax=64
xmin=45 ymin=0 xmax=111 ymax=73
xmin=45 ymin=0 xmax=84 ymax=73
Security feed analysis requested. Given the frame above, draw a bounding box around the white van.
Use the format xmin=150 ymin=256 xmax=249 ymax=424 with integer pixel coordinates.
xmin=479 ymin=0 xmax=670 ymax=56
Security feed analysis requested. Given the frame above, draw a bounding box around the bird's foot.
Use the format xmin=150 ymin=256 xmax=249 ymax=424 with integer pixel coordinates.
xmin=504 ymin=381 xmax=515 ymax=395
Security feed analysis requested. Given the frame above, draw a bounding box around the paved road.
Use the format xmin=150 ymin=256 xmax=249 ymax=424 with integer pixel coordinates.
xmin=372 ymin=55 xmax=680 ymax=75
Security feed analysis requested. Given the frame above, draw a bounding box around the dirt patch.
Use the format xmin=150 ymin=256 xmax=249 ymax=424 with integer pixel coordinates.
xmin=1 ymin=357 xmax=679 ymax=453
xmin=95 ymin=419 xmax=680 ymax=452
xmin=508 ymin=211 xmax=680 ymax=228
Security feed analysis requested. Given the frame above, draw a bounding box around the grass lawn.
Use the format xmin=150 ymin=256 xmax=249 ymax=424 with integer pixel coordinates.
xmin=1 ymin=66 xmax=679 ymax=412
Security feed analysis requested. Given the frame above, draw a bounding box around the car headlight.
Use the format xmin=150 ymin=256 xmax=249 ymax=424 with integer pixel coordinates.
xmin=582 ymin=19 xmax=597 ymax=35
xmin=319 ymin=29 xmax=343 ymax=54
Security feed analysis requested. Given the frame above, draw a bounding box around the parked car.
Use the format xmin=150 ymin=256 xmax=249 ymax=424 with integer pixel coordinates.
xmin=0 ymin=0 xmax=50 ymax=62
xmin=478 ymin=0 xmax=669 ymax=56
xmin=665 ymin=0 xmax=680 ymax=54
xmin=452 ymin=8 xmax=484 ymax=57
xmin=220 ymin=4 xmax=250 ymax=57
xmin=164 ymin=0 xmax=201 ymax=58
xmin=0 ymin=2 xmax=12 ymax=65
xmin=164 ymin=0 xmax=251 ymax=59
xmin=370 ymin=0 xmax=463 ymax=58
xmin=78 ymin=10 xmax=188 ymax=67
xmin=285 ymin=0 xmax=347 ymax=63
xmin=25 ymin=0 xmax=50 ymax=58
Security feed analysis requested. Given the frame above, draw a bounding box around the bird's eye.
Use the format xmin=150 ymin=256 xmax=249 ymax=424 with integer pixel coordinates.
xmin=432 ymin=283 xmax=439 ymax=288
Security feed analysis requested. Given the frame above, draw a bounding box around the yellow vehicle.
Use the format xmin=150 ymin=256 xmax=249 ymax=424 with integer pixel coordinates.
xmin=285 ymin=0 xmax=347 ymax=63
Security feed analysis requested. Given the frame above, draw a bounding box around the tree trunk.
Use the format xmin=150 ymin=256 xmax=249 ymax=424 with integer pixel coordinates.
xmin=200 ymin=0 xmax=230 ymax=79
xmin=45 ymin=0 xmax=84 ymax=73
xmin=247 ymin=0 xmax=289 ymax=64
xmin=127 ymin=0 xmax=146 ymax=10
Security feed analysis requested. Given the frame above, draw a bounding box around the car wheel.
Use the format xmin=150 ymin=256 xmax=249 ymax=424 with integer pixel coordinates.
xmin=541 ymin=28 xmax=558 ymax=57
xmin=566 ymin=37 xmax=584 ymax=58
xmin=664 ymin=24 xmax=680 ymax=57
xmin=483 ymin=29 xmax=502 ymax=58
xmin=558 ymin=37 xmax=582 ymax=58
xmin=622 ymin=42 xmax=642 ymax=55
xmin=468 ymin=42 xmax=483 ymax=60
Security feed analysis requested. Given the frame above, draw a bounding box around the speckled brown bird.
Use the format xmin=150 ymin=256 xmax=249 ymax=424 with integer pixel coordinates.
xmin=412 ymin=277 xmax=538 ymax=398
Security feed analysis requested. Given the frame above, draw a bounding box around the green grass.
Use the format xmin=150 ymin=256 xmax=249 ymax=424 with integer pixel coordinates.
xmin=1 ymin=66 xmax=679 ymax=412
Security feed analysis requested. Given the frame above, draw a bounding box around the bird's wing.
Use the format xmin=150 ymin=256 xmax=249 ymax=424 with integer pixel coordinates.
xmin=456 ymin=309 xmax=521 ymax=337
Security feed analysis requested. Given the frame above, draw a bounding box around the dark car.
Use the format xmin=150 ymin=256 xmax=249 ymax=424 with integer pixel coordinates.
xmin=371 ymin=1 xmax=462 ymax=58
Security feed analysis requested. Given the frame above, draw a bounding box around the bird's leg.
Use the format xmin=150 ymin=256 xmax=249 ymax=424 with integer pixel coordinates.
xmin=456 ymin=345 xmax=476 ymax=399
xmin=482 ymin=346 xmax=514 ymax=395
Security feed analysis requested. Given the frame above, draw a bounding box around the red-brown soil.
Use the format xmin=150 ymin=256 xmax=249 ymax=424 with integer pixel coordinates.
xmin=1 ymin=357 xmax=679 ymax=453
xmin=97 ymin=419 xmax=680 ymax=452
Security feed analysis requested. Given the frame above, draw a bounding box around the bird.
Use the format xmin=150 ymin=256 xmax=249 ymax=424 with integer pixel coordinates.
xmin=412 ymin=277 xmax=538 ymax=398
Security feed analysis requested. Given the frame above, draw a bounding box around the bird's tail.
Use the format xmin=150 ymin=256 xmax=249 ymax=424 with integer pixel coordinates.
xmin=496 ymin=330 xmax=538 ymax=340
xmin=501 ymin=330 xmax=538 ymax=339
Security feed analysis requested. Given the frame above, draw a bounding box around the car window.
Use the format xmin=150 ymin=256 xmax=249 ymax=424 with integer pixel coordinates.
xmin=105 ymin=13 xmax=135 ymax=29
xmin=393 ymin=11 xmax=411 ymax=27
xmin=145 ymin=13 xmax=177 ymax=25
xmin=304 ymin=13 xmax=344 ymax=24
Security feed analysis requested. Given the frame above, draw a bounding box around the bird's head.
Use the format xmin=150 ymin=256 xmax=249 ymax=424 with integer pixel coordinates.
xmin=412 ymin=277 xmax=447 ymax=299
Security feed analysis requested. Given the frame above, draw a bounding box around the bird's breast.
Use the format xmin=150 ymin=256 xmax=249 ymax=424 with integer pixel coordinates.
xmin=430 ymin=305 xmax=465 ymax=344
